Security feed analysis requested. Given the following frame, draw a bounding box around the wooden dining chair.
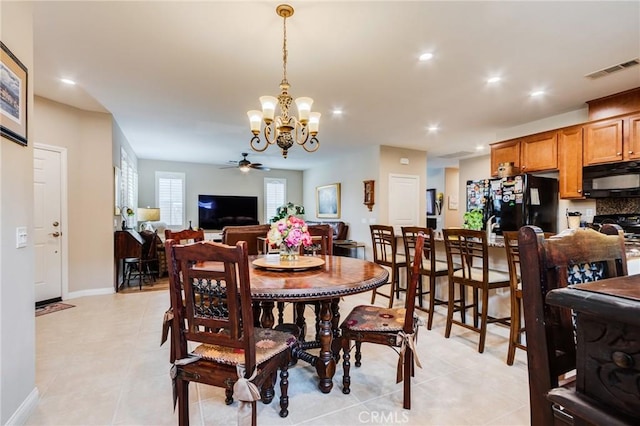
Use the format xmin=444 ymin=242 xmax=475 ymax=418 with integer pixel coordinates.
xmin=341 ymin=232 xmax=426 ymax=409
xmin=370 ymin=225 xmax=407 ymax=308
xmin=401 ymin=226 xmax=454 ymax=330
xmin=165 ymin=239 xmax=297 ymax=426
xmin=442 ymin=228 xmax=511 ymax=353
xmin=518 ymin=224 xmax=631 ymax=425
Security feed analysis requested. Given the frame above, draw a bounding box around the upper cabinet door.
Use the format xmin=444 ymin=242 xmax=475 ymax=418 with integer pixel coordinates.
xmin=521 ymin=131 xmax=558 ymax=173
xmin=583 ymin=118 xmax=624 ymax=165
xmin=558 ymin=126 xmax=584 ymax=199
xmin=627 ymin=113 xmax=640 ymax=161
xmin=490 ymin=139 xmax=520 ymax=177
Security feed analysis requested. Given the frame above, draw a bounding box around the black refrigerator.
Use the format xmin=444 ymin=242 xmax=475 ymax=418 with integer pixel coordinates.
xmin=466 ymin=174 xmax=558 ymax=234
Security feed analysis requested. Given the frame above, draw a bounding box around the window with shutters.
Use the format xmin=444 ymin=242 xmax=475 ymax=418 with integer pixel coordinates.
xmin=156 ymin=171 xmax=185 ymax=227
xmin=120 ymin=148 xmax=138 ymax=216
xmin=264 ymin=178 xmax=286 ymax=222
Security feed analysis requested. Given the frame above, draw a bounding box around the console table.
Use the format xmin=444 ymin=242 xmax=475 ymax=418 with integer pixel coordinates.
xmin=546 ymin=276 xmax=640 ymax=421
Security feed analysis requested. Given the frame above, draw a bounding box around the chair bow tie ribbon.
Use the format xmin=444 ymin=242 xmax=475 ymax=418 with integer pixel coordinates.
xmin=396 ymin=330 xmax=422 ymax=383
xmin=170 ymin=355 xmax=201 ymax=409
xmin=234 ymin=364 xmax=261 ymax=426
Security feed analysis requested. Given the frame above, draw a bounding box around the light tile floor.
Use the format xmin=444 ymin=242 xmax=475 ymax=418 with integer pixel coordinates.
xmin=27 ymin=284 xmax=531 ymax=425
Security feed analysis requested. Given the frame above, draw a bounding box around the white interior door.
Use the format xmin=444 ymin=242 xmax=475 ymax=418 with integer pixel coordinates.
xmin=388 ymin=174 xmax=420 ymax=234
xmin=34 ymin=147 xmax=63 ymax=303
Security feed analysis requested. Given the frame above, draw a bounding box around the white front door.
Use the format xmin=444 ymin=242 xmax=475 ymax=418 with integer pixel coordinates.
xmin=34 ymin=146 xmax=65 ymax=303
xmin=388 ymin=174 xmax=420 ymax=234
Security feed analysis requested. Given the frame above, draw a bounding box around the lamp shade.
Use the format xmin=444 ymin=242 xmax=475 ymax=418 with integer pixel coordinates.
xmin=137 ymin=207 xmax=160 ymax=222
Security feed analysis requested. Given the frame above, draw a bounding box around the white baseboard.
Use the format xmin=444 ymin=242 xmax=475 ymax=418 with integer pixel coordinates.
xmin=6 ymin=387 xmax=39 ymax=425
xmin=65 ymin=287 xmax=114 ymax=300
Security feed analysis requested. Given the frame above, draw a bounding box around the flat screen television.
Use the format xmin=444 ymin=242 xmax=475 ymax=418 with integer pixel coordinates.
xmin=198 ymin=195 xmax=259 ymax=230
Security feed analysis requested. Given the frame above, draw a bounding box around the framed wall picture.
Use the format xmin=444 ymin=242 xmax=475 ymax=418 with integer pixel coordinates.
xmin=0 ymin=42 xmax=28 ymax=146
xmin=363 ymin=180 xmax=375 ymax=211
xmin=316 ymin=183 xmax=341 ymax=218
xmin=426 ymin=188 xmax=436 ymax=216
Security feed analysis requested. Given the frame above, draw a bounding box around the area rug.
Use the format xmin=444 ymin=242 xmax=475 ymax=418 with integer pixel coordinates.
xmin=119 ymin=276 xmax=169 ymax=294
xmin=35 ymin=302 xmax=75 ymax=317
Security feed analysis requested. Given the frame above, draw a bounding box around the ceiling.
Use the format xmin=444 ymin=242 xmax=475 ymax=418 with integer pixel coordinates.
xmin=32 ymin=1 xmax=640 ymax=171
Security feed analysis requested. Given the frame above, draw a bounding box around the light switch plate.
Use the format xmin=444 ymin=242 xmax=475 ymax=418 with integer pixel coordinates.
xmin=16 ymin=226 xmax=27 ymax=248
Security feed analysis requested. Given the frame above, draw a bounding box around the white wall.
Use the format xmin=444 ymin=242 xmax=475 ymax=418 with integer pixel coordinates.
xmin=303 ymin=146 xmax=379 ymax=258
xmin=1 ymin=2 xmax=37 ymax=423
xmin=137 ymin=159 xmax=303 ymax=229
xmin=303 ymin=145 xmax=427 ymax=260
xmin=34 ymin=97 xmax=115 ymax=294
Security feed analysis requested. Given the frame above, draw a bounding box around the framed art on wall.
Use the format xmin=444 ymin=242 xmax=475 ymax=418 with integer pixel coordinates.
xmin=426 ymin=188 xmax=436 ymax=215
xmin=363 ymin=180 xmax=375 ymax=211
xmin=316 ymin=183 xmax=341 ymax=218
xmin=0 ymin=42 xmax=28 ymax=146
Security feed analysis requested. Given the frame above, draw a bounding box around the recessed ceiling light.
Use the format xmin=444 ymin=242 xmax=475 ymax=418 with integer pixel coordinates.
xmin=61 ymin=78 xmax=76 ymax=85
xmin=476 ymin=145 xmax=485 ymax=151
xmin=530 ymin=90 xmax=545 ymax=97
xmin=419 ymin=52 xmax=434 ymax=62
xmin=428 ymin=125 xmax=439 ymax=132
xmin=487 ymin=77 xmax=501 ymax=84
xmin=332 ymin=109 xmax=343 ymax=116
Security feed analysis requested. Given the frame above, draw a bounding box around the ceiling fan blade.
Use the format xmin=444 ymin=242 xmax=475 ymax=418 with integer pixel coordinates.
xmin=253 ymin=166 xmax=270 ymax=171
xmin=250 ymin=162 xmax=263 ymax=168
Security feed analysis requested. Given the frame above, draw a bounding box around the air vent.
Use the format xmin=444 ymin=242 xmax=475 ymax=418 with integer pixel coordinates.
xmin=437 ymin=151 xmax=474 ymax=159
xmin=585 ymin=58 xmax=639 ymax=79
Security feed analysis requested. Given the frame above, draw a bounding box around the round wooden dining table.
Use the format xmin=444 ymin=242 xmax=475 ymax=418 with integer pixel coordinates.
xmin=248 ymin=254 xmax=389 ymax=393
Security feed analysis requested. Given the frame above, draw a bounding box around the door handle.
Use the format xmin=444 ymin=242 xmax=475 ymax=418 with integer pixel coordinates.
xmin=53 ymin=221 xmax=59 ymax=227
xmin=50 ymin=232 xmax=61 ymax=237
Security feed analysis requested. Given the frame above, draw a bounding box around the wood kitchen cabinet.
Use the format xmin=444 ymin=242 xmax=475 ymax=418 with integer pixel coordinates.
xmin=490 ymin=139 xmax=520 ymax=176
xmin=557 ymin=126 xmax=584 ymax=199
xmin=627 ymin=112 xmax=640 ymax=160
xmin=520 ymin=131 xmax=558 ymax=172
xmin=583 ymin=117 xmax=624 ymax=165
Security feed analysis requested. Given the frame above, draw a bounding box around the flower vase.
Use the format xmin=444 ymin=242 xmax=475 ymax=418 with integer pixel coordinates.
xmin=279 ymin=244 xmax=300 ymax=262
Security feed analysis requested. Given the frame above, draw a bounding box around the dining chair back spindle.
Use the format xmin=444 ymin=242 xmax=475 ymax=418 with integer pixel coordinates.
xmin=166 ymin=239 xmax=297 ymax=426
xmin=518 ymin=224 xmax=630 ymax=425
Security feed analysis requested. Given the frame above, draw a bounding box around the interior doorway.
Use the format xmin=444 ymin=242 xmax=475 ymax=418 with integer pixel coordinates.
xmin=34 ymin=144 xmax=68 ymax=304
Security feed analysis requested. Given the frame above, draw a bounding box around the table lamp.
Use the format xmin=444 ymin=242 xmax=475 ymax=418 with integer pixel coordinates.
xmin=137 ymin=207 xmax=160 ymax=231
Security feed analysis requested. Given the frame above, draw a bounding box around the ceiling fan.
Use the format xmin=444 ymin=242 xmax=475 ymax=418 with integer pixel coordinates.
xmin=221 ymin=153 xmax=270 ymax=172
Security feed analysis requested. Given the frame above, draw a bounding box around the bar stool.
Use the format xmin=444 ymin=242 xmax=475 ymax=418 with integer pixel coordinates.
xmin=402 ymin=226 xmax=456 ymax=330
xmin=370 ymin=225 xmax=407 ymax=308
xmin=442 ymin=228 xmax=511 ymax=353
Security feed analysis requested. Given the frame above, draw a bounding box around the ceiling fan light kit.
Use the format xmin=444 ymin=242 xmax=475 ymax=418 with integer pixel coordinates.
xmin=248 ymin=4 xmax=320 ymax=159
xmin=221 ymin=153 xmax=270 ymax=172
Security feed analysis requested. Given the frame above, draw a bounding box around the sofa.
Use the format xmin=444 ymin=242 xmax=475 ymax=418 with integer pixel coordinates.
xmin=305 ymin=221 xmax=349 ymax=241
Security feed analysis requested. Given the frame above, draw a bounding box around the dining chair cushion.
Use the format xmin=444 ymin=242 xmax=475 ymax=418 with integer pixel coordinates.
xmin=452 ymin=267 xmax=510 ymax=284
xmin=192 ymin=328 xmax=297 ymax=366
xmin=341 ymin=305 xmax=409 ymax=332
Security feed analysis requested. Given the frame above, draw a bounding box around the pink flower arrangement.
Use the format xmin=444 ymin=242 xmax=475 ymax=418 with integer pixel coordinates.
xmin=267 ymin=215 xmax=313 ymax=249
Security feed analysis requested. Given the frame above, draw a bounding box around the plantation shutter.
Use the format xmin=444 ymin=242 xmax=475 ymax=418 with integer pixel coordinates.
xmin=264 ymin=178 xmax=286 ymax=222
xmin=156 ymin=171 xmax=185 ymax=226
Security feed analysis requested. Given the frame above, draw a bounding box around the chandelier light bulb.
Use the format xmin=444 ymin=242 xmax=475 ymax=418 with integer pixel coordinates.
xmin=247 ymin=4 xmax=320 ymax=158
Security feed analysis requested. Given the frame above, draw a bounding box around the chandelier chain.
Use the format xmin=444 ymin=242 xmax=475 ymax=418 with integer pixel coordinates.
xmin=282 ymin=14 xmax=288 ymax=84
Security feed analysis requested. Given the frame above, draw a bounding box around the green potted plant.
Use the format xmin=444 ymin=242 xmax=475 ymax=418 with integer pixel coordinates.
xmin=270 ymin=202 xmax=305 ymax=223
xmin=463 ymin=209 xmax=484 ymax=230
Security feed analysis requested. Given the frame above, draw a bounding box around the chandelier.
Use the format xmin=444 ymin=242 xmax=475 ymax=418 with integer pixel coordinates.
xmin=247 ymin=4 xmax=320 ymax=159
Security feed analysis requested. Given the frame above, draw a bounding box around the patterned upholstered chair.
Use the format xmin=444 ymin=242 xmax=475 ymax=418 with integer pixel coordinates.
xmin=518 ymin=224 xmax=630 ymax=425
xmin=341 ymin=232 xmax=426 ymax=409
xmin=165 ymin=239 xmax=297 ymax=426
